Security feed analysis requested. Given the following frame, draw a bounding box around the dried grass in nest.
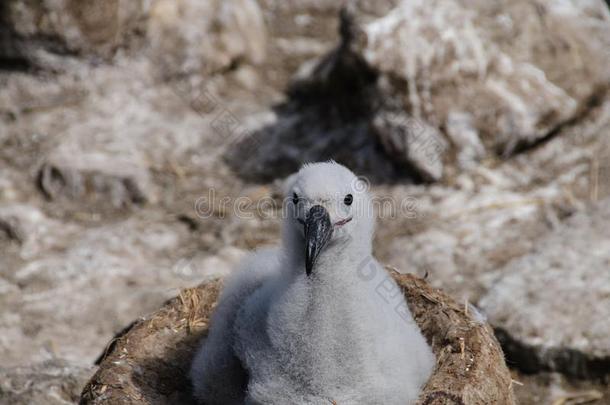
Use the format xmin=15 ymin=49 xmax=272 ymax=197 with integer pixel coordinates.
xmin=80 ymin=273 xmax=515 ymax=404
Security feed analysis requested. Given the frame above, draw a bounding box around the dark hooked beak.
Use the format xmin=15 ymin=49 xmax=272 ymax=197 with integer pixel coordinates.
xmin=304 ymin=205 xmax=333 ymax=276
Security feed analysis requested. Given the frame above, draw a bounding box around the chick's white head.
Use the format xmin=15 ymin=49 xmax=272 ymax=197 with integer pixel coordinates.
xmin=283 ymin=162 xmax=374 ymax=275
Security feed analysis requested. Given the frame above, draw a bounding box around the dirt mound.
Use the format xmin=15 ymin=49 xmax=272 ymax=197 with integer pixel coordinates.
xmin=80 ymin=272 xmax=515 ymax=404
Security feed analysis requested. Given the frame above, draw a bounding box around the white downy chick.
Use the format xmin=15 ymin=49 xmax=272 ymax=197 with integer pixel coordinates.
xmin=191 ymin=161 xmax=435 ymax=404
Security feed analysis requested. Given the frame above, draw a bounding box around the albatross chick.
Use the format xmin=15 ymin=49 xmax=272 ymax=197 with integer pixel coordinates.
xmin=190 ymin=162 xmax=435 ymax=404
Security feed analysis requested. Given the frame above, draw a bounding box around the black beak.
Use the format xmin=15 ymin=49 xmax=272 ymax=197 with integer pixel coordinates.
xmin=304 ymin=205 xmax=333 ymax=276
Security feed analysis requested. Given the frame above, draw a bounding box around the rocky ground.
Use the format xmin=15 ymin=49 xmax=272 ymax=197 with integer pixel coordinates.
xmin=0 ymin=0 xmax=609 ymax=404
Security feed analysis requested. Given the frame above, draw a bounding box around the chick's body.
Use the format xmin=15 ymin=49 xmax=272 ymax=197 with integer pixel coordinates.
xmin=190 ymin=162 xmax=435 ymax=404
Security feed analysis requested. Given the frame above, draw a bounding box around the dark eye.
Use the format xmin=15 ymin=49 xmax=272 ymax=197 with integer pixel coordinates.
xmin=344 ymin=194 xmax=353 ymax=206
xmin=292 ymin=192 xmax=299 ymax=205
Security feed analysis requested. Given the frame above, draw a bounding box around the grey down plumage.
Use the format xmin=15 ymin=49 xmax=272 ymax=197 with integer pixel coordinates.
xmin=190 ymin=162 xmax=435 ymax=404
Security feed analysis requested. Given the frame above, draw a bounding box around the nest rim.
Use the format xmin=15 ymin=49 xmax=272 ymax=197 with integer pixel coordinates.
xmin=81 ymin=272 xmax=515 ymax=405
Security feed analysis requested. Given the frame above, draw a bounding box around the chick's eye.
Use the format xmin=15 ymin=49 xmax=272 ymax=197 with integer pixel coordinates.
xmin=292 ymin=192 xmax=299 ymax=205
xmin=344 ymin=194 xmax=353 ymax=206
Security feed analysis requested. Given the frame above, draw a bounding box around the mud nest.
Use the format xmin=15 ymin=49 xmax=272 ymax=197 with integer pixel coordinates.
xmin=80 ymin=272 xmax=515 ymax=404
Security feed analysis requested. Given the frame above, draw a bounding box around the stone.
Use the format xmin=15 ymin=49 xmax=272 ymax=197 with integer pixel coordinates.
xmin=0 ymin=360 xmax=92 ymax=405
xmin=229 ymin=0 xmax=610 ymax=181
xmin=147 ymin=0 xmax=267 ymax=78
xmin=385 ymin=230 xmax=458 ymax=287
xmin=37 ymin=155 xmax=152 ymax=208
xmin=479 ymin=199 xmax=610 ymax=378
xmin=1 ymin=0 xmax=267 ymax=76
xmin=0 ymin=214 xmax=192 ymax=368
xmin=0 ymin=205 xmax=80 ymax=259
xmin=0 ymin=0 xmax=148 ymax=59
xmin=445 ymin=111 xmax=485 ymax=170
xmin=359 ymin=0 xmax=610 ymax=158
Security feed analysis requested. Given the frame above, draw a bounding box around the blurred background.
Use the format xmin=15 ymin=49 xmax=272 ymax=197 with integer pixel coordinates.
xmin=1 ymin=0 xmax=609 ymax=404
